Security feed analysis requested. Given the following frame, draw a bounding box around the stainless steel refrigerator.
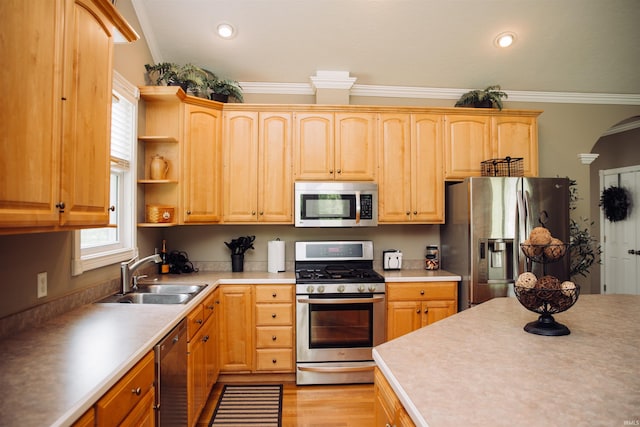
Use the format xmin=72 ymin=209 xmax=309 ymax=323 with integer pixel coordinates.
xmin=441 ymin=177 xmax=570 ymax=310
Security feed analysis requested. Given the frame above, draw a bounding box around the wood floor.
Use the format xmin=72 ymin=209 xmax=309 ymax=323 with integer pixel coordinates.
xmin=197 ymin=382 xmax=375 ymax=427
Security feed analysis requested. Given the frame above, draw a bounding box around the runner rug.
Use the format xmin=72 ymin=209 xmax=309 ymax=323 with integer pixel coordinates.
xmin=209 ymin=384 xmax=283 ymax=426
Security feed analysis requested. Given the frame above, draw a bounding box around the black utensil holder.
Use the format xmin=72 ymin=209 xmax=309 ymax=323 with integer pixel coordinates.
xmin=231 ymin=254 xmax=244 ymax=272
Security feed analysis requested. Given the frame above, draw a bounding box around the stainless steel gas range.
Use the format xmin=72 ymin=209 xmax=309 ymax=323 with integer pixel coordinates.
xmin=295 ymin=241 xmax=386 ymax=385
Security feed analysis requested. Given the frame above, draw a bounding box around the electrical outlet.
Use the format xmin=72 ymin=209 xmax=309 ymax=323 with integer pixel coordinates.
xmin=37 ymin=272 xmax=47 ymax=298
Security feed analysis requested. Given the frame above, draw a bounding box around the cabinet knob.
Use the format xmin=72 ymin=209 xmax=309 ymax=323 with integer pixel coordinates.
xmin=271 ymin=313 xmax=277 ymax=318
xmin=196 ymin=319 xmax=203 ymax=324
xmin=203 ymin=335 xmax=209 ymax=342
xmin=413 ymin=211 xmax=417 ymax=215
xmin=186 ymin=210 xmax=191 ymax=215
xmin=272 ymin=359 xmax=277 ymax=364
xmin=272 ymin=335 xmax=277 ymax=341
xmin=420 ymin=290 xmax=425 ymax=295
xmin=260 ymin=211 xmax=264 ymax=215
xmin=337 ymin=169 xmax=341 ymax=174
xmin=132 ymin=387 xmax=141 ymax=396
xmin=55 ymin=202 xmax=65 ymax=210
xmin=252 ymin=211 xmax=256 ymax=215
xmin=272 ymin=292 xmax=277 ymax=298
xmin=424 ymin=308 xmax=429 ymax=313
xmin=406 ymin=211 xmax=410 ymax=216
xmin=207 ymin=305 xmax=214 ymax=311
xmin=329 ymin=169 xmax=334 ymax=174
xmin=416 ymin=309 xmax=421 ymax=314
xmin=109 ymin=205 xmax=116 ymax=212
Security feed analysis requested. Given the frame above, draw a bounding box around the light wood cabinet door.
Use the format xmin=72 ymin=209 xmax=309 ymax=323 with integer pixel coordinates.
xmin=411 ymin=114 xmax=444 ymax=223
xmin=335 ymin=112 xmax=377 ymax=181
xmin=491 ymin=116 xmax=539 ymax=177
xmin=218 ymin=285 xmax=254 ymax=372
xmin=188 ymin=323 xmax=206 ymax=427
xmin=258 ymin=112 xmax=293 ymax=222
xmin=378 ymin=113 xmax=443 ymax=223
xmin=387 ymin=300 xmax=423 ymax=340
xmin=444 ymin=114 xmax=492 ymax=180
xmin=204 ymin=289 xmax=220 ymax=390
xmin=183 ymin=104 xmax=222 ymax=223
xmin=120 ymin=387 xmax=155 ymax=427
xmin=59 ymin=0 xmax=115 ymax=227
xmin=378 ymin=114 xmax=412 ymax=222
xmin=424 ymin=299 xmax=457 ymax=325
xmin=293 ymin=112 xmax=334 ymax=180
xmin=223 ymin=111 xmax=259 ymax=221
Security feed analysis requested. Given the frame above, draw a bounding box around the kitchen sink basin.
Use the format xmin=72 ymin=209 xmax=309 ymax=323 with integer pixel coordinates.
xmin=137 ymin=284 xmax=206 ymax=294
xmin=97 ymin=292 xmax=193 ymax=304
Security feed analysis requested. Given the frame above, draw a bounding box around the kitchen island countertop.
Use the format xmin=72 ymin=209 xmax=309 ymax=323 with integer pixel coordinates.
xmin=373 ymin=294 xmax=640 ymax=427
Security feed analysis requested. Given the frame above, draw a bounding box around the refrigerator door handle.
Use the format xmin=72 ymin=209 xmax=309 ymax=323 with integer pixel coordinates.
xmin=516 ymin=189 xmax=527 ymax=275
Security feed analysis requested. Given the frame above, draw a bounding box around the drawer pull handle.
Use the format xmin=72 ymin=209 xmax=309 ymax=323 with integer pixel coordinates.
xmin=420 ymin=290 xmax=425 ymax=295
xmin=271 ymin=313 xmax=277 ymax=318
xmin=272 ymin=336 xmax=277 ymax=341
xmin=207 ymin=305 xmax=214 ymax=310
xmin=196 ymin=319 xmax=203 ymax=324
xmin=272 ymin=359 xmax=277 ymax=364
xmin=272 ymin=292 xmax=277 ymax=298
xmin=132 ymin=387 xmax=141 ymax=396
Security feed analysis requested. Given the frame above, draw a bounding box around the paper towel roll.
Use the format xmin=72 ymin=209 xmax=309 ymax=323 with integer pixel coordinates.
xmin=268 ymin=239 xmax=285 ymax=273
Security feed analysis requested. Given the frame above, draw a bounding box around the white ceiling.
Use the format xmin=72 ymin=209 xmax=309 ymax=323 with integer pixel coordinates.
xmin=131 ymin=0 xmax=640 ymax=98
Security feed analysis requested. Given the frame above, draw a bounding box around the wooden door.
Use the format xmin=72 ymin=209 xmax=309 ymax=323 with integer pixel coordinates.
xmin=293 ymin=113 xmax=334 ymax=180
xmin=444 ymin=115 xmax=491 ymax=179
xmin=492 ymin=115 xmax=538 ymax=176
xmin=223 ymin=112 xmax=259 ymax=221
xmin=60 ymin=0 xmax=114 ymax=226
xmin=258 ymin=112 xmax=293 ymax=222
xmin=218 ymin=285 xmax=254 ymax=372
xmin=183 ymin=104 xmax=222 ymax=223
xmin=387 ymin=300 xmax=422 ymax=340
xmin=0 ymin=0 xmax=62 ymax=227
xmin=411 ymin=114 xmax=444 ymax=222
xmin=424 ymin=300 xmax=457 ymax=325
xmin=378 ymin=114 xmax=412 ymax=222
xmin=335 ymin=113 xmax=377 ymax=180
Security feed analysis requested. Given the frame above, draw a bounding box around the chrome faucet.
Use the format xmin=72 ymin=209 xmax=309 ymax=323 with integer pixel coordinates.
xmin=120 ymin=254 xmax=162 ymax=294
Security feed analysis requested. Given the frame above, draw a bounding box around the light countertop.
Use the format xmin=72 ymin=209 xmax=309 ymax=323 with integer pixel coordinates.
xmin=373 ymin=294 xmax=640 ymax=427
xmin=0 ymin=269 xmax=457 ymax=426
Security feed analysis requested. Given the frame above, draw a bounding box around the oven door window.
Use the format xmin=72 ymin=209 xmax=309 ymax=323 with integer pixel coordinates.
xmin=301 ymin=194 xmax=355 ymax=220
xmin=308 ymin=295 xmax=373 ymax=349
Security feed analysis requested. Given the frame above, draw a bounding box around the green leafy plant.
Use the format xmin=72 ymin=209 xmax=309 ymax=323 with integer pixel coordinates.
xmin=568 ymin=178 xmax=602 ymax=278
xmin=209 ymin=78 xmax=244 ymax=102
xmin=455 ymin=85 xmax=508 ymax=110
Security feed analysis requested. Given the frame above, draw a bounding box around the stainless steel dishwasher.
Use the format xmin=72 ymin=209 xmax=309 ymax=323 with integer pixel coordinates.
xmin=154 ymin=318 xmax=188 ymax=426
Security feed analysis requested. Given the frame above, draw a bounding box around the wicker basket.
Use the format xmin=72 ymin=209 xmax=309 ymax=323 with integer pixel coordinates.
xmin=146 ymin=205 xmax=175 ymax=223
xmin=481 ymin=156 xmax=524 ymax=177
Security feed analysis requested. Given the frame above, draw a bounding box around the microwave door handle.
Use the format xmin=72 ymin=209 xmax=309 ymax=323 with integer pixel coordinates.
xmin=355 ymin=191 xmax=361 ymax=224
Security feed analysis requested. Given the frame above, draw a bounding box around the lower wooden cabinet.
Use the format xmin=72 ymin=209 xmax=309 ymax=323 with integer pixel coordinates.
xmin=218 ymin=285 xmax=255 ymax=372
xmin=254 ymin=285 xmax=294 ymax=372
xmin=374 ymin=367 xmax=415 ymax=427
xmin=95 ymin=351 xmax=155 ymax=426
xmin=70 ymin=408 xmax=95 ymax=427
xmin=386 ymin=282 xmax=457 ymax=340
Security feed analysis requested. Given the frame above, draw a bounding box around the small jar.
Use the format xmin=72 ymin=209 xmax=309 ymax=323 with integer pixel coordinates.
xmin=425 ymin=245 xmax=439 ymax=270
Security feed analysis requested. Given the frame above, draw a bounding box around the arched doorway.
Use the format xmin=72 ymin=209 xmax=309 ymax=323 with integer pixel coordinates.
xmin=588 ymin=116 xmax=640 ymax=294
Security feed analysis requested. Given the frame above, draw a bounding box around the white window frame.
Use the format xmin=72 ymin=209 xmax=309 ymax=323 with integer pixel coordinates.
xmin=72 ymin=71 xmax=138 ymax=275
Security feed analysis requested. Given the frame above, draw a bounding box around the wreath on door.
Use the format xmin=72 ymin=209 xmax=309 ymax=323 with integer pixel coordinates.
xmin=599 ymin=186 xmax=630 ymax=222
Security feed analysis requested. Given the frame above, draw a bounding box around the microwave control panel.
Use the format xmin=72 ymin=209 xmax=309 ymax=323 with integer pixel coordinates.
xmin=361 ymin=195 xmax=373 ymax=219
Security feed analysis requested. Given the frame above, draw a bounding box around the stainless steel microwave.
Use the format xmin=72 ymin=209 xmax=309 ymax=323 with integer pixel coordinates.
xmin=294 ymin=182 xmax=378 ymax=227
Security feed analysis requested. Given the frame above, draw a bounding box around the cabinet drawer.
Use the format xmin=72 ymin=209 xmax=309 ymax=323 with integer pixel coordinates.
xmin=256 ymin=326 xmax=293 ymax=348
xmin=256 ymin=303 xmax=293 ymax=325
xmin=255 ymin=348 xmax=294 ymax=371
xmin=187 ymin=304 xmax=205 ymax=341
xmin=202 ymin=290 xmax=218 ymax=322
xmin=96 ymin=351 xmax=155 ymax=426
xmin=387 ymin=282 xmax=457 ymax=301
xmin=255 ymin=285 xmax=294 ymax=303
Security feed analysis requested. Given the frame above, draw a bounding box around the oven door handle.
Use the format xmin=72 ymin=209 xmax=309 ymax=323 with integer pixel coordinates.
xmin=297 ymin=364 xmax=376 ymax=374
xmin=297 ymin=297 xmax=385 ymax=304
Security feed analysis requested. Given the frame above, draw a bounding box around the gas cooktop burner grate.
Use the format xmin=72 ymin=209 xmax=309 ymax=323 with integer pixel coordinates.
xmin=295 ymin=267 xmax=385 ymax=283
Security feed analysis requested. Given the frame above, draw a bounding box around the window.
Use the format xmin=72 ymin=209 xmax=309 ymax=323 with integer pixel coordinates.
xmin=72 ymin=71 xmax=138 ymax=275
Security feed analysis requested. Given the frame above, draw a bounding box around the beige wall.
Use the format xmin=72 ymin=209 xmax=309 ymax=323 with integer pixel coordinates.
xmin=1 ymin=0 xmax=638 ymax=320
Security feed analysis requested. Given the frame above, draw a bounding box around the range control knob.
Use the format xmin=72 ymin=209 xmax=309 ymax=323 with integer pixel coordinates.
xmin=337 ymin=285 xmax=345 ymax=293
xmin=358 ymin=285 xmax=366 ymax=292
xmin=317 ymin=285 xmax=325 ymax=293
xmin=306 ymin=286 xmax=314 ymax=293
xmin=368 ymin=285 xmax=378 ymax=292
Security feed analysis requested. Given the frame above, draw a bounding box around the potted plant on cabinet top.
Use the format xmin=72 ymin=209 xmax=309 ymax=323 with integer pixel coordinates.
xmin=455 ymin=85 xmax=508 ymax=110
xmin=208 ymin=78 xmax=244 ymax=103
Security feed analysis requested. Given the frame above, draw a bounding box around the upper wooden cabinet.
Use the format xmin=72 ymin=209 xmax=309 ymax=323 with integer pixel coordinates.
xmin=293 ymin=112 xmax=377 ymax=181
xmin=223 ymin=111 xmax=293 ymax=223
xmin=444 ymin=111 xmax=540 ymax=180
xmin=378 ymin=113 xmax=444 ymax=223
xmin=0 ymin=0 xmax=137 ymax=231
xmin=183 ymin=104 xmax=222 ymax=223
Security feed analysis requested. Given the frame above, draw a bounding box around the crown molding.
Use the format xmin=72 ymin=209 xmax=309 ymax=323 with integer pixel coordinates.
xmin=239 ymin=81 xmax=640 ymax=105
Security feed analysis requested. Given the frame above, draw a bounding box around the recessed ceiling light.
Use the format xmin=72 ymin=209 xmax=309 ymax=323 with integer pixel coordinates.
xmin=495 ymin=32 xmax=516 ymax=48
xmin=217 ymin=23 xmax=235 ymax=39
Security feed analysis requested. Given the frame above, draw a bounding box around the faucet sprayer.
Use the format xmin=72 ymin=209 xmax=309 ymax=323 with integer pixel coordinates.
xmin=120 ymin=254 xmax=162 ymax=294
